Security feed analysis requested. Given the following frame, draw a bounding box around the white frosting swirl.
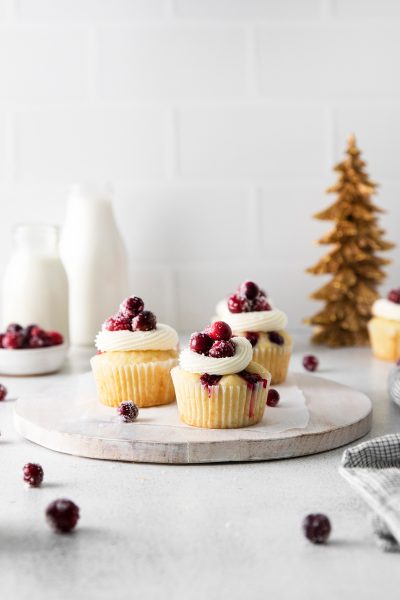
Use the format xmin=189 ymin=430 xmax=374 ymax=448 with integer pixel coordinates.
xmin=179 ymin=336 xmax=252 ymax=375
xmin=215 ymin=300 xmax=287 ymax=333
xmin=372 ymin=299 xmax=400 ymax=322
xmin=95 ymin=323 xmax=179 ymax=352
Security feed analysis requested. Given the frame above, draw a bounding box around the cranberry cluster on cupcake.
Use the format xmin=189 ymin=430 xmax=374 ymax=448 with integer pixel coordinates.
xmin=215 ymin=280 xmax=292 ymax=384
xmin=368 ymin=288 xmax=400 ymax=361
xmin=171 ymin=320 xmax=271 ymax=429
xmin=91 ymin=296 xmax=179 ymax=408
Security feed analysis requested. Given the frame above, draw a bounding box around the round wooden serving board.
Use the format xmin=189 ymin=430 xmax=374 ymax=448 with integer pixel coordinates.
xmin=13 ymin=372 xmax=372 ymax=464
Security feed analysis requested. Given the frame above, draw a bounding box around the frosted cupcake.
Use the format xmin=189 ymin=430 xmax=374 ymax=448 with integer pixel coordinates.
xmin=171 ymin=320 xmax=271 ymax=429
xmin=91 ymin=296 xmax=179 ymax=408
xmin=368 ymin=289 xmax=400 ymax=361
xmin=215 ymin=281 xmax=292 ymax=384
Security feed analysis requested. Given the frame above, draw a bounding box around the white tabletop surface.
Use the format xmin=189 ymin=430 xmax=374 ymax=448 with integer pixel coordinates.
xmin=1 ymin=332 xmax=400 ymax=600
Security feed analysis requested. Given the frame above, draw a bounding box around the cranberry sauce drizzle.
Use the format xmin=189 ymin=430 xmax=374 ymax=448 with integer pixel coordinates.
xmin=238 ymin=370 xmax=269 ymax=418
xmin=200 ymin=373 xmax=222 ymax=398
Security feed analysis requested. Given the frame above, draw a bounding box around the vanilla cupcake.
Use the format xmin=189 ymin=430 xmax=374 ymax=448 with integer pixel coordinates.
xmin=368 ymin=289 xmax=400 ymax=361
xmin=171 ymin=320 xmax=271 ymax=429
xmin=91 ymin=296 xmax=179 ymax=408
xmin=215 ymin=281 xmax=292 ymax=384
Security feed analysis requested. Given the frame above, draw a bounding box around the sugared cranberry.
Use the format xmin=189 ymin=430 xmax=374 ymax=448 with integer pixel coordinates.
xmin=302 ymin=514 xmax=331 ymax=544
xmin=102 ymin=314 xmax=131 ymax=332
xmin=228 ymin=293 xmax=250 ymax=314
xmin=200 ymin=373 xmax=222 ymax=388
xmin=239 ymin=280 xmax=259 ymax=300
xmin=252 ymin=297 xmax=271 ymax=312
xmin=46 ymin=499 xmax=80 ymax=533
xmin=6 ymin=323 xmax=23 ymax=334
xmin=268 ymin=331 xmax=284 ymax=346
xmin=23 ymin=463 xmax=44 ymax=487
xmin=208 ymin=321 xmax=232 ymax=341
xmin=131 ymin=310 xmax=157 ymax=332
xmin=267 ymin=388 xmax=280 ymax=407
xmin=209 ymin=340 xmax=235 ymax=358
xmin=303 ymin=355 xmax=319 ymax=372
xmin=29 ymin=336 xmax=50 ymax=348
xmin=189 ymin=332 xmax=214 ymax=355
xmin=120 ymin=296 xmax=144 ymax=318
xmin=118 ymin=401 xmax=139 ymax=423
xmin=0 ymin=383 xmax=7 ymax=401
xmin=388 ymin=288 xmax=400 ymax=304
xmin=2 ymin=331 xmax=24 ymax=349
xmin=47 ymin=331 xmax=64 ymax=346
xmin=245 ymin=332 xmax=259 ymax=347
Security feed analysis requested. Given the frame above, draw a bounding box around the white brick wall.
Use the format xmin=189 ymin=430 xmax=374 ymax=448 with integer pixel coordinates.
xmin=0 ymin=0 xmax=399 ymax=333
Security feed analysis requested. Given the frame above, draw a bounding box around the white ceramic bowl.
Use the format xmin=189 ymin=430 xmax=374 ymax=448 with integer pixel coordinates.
xmin=0 ymin=343 xmax=68 ymax=376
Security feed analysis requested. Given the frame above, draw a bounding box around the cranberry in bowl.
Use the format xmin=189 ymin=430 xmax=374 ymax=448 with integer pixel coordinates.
xmin=0 ymin=323 xmax=67 ymax=376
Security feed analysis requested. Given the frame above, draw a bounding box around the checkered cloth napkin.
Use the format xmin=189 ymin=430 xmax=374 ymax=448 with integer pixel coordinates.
xmin=340 ymin=434 xmax=400 ymax=552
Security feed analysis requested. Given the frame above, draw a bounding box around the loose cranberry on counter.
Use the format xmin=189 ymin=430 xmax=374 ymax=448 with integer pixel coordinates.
xmin=209 ymin=340 xmax=235 ymax=358
xmin=302 ymin=514 xmax=331 ymax=544
xmin=102 ymin=314 xmax=132 ymax=332
xmin=303 ymin=355 xmax=319 ymax=372
xmin=120 ymin=296 xmax=144 ymax=318
xmin=245 ymin=332 xmax=259 ymax=347
xmin=228 ymin=293 xmax=250 ymax=314
xmin=267 ymin=389 xmax=280 ymax=407
xmin=0 ymin=383 xmax=7 ymax=401
xmin=388 ymin=288 xmax=400 ymax=304
xmin=252 ymin=297 xmax=271 ymax=312
xmin=239 ymin=280 xmax=259 ymax=300
xmin=131 ymin=310 xmax=157 ymax=332
xmin=208 ymin=321 xmax=232 ymax=342
xmin=200 ymin=373 xmax=222 ymax=388
xmin=189 ymin=332 xmax=214 ymax=355
xmin=2 ymin=331 xmax=24 ymax=349
xmin=23 ymin=463 xmax=44 ymax=487
xmin=118 ymin=401 xmax=139 ymax=423
xmin=46 ymin=499 xmax=80 ymax=533
xmin=268 ymin=331 xmax=284 ymax=346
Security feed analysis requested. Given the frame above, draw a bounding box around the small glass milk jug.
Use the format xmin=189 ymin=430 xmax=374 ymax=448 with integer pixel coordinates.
xmin=2 ymin=224 xmax=69 ymax=338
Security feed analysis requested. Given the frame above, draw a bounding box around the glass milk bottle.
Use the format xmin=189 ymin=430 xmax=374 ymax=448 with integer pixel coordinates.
xmin=2 ymin=224 xmax=69 ymax=337
xmin=60 ymin=184 xmax=129 ymax=346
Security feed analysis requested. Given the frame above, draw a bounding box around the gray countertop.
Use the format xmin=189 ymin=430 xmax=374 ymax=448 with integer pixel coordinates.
xmin=1 ymin=333 xmax=400 ymax=600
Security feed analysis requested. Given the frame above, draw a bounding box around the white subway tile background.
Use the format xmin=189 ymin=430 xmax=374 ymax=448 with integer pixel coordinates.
xmin=0 ymin=0 xmax=399 ymax=332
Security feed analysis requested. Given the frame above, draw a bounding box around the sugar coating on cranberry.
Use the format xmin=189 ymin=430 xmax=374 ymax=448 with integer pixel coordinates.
xmin=303 ymin=355 xmax=319 ymax=372
xmin=102 ymin=314 xmax=132 ymax=332
xmin=267 ymin=388 xmax=280 ymax=407
xmin=302 ymin=513 xmax=331 ymax=544
xmin=228 ymin=293 xmax=250 ymax=314
xmin=118 ymin=401 xmax=139 ymax=423
xmin=245 ymin=332 xmax=259 ymax=347
xmin=0 ymin=383 xmax=7 ymax=401
xmin=120 ymin=296 xmax=144 ymax=318
xmin=239 ymin=280 xmax=259 ymax=300
xmin=388 ymin=288 xmax=400 ymax=304
xmin=268 ymin=331 xmax=284 ymax=346
xmin=2 ymin=331 xmax=24 ymax=349
xmin=131 ymin=310 xmax=157 ymax=332
xmin=209 ymin=340 xmax=235 ymax=358
xmin=208 ymin=321 xmax=232 ymax=341
xmin=23 ymin=463 xmax=44 ymax=487
xmin=252 ymin=297 xmax=271 ymax=312
xmin=46 ymin=499 xmax=80 ymax=533
xmin=190 ymin=332 xmax=214 ymax=355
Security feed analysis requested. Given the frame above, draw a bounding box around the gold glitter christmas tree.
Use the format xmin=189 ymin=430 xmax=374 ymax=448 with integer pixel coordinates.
xmin=306 ymin=134 xmax=394 ymax=347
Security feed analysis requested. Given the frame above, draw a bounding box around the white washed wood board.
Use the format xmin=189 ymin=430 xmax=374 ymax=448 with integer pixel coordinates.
xmin=13 ymin=372 xmax=372 ymax=464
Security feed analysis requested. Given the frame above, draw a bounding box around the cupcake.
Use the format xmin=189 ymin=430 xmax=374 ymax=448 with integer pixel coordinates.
xmin=368 ymin=288 xmax=400 ymax=361
xmin=91 ymin=296 xmax=179 ymax=408
xmin=215 ymin=280 xmax=292 ymax=384
xmin=171 ymin=320 xmax=271 ymax=429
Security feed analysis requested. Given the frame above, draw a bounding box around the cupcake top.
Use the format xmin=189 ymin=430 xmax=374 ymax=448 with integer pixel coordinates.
xmin=372 ymin=288 xmax=400 ymax=322
xmin=215 ymin=280 xmax=288 ymax=333
xmin=179 ymin=321 xmax=253 ymax=375
xmin=95 ymin=296 xmax=179 ymax=352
